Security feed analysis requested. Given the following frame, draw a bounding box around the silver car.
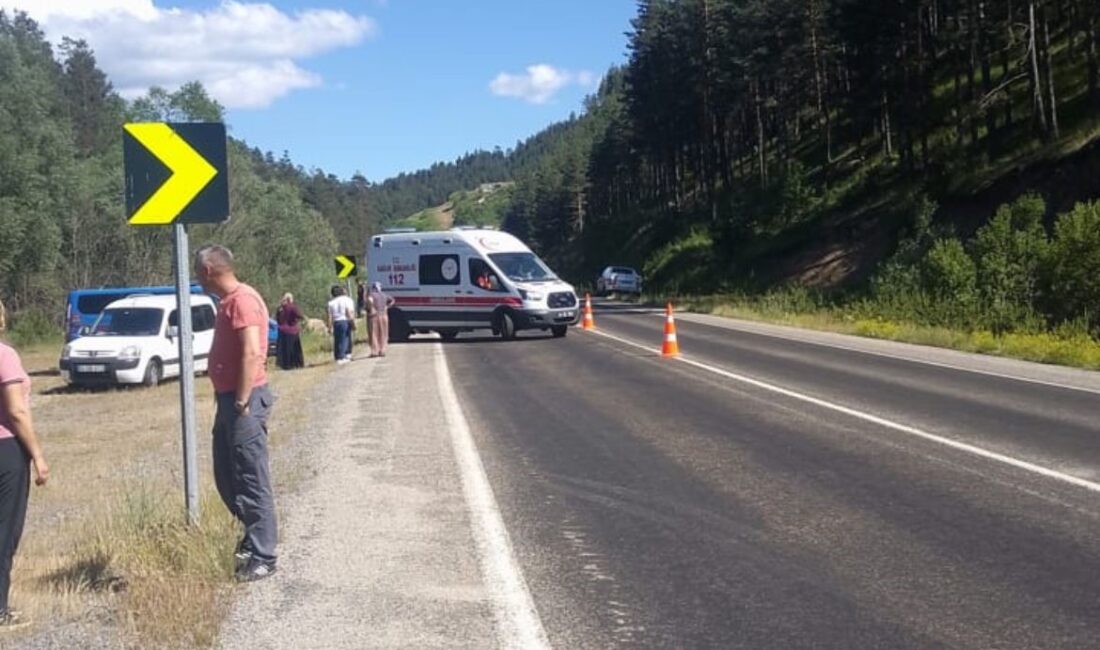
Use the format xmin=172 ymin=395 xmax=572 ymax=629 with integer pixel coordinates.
xmin=596 ymin=266 xmax=643 ymax=296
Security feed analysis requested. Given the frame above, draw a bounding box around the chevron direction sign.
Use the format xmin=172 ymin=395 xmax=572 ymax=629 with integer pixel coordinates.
xmin=335 ymin=255 xmax=358 ymax=279
xmin=123 ymin=122 xmax=229 ymax=225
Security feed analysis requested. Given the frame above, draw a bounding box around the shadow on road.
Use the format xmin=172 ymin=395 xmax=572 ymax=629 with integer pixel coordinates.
xmin=403 ymin=332 xmax=563 ymax=345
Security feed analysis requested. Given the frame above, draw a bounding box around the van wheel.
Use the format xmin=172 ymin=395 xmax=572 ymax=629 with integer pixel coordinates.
xmin=143 ymin=359 xmax=162 ymax=388
xmin=439 ymin=330 xmax=458 ymax=342
xmin=497 ymin=313 xmax=516 ymax=341
xmin=551 ymin=325 xmax=568 ymax=338
xmin=389 ymin=312 xmax=411 ymax=343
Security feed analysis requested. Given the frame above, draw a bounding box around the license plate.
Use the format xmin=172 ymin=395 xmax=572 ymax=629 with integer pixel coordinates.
xmin=559 ymin=311 xmax=576 ymax=319
xmin=77 ymin=364 xmax=107 ymax=373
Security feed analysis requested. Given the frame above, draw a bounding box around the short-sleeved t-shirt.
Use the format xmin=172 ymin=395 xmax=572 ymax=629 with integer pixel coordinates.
xmin=209 ymin=283 xmax=269 ymax=394
xmin=0 ymin=342 xmax=30 ymax=440
xmin=327 ymin=296 xmax=355 ymax=322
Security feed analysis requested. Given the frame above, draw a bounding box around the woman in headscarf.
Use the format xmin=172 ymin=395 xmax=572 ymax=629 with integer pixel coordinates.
xmin=0 ymin=313 xmax=49 ymax=629
xmin=367 ymin=282 xmax=395 ymax=358
xmin=274 ymin=293 xmax=305 ymax=370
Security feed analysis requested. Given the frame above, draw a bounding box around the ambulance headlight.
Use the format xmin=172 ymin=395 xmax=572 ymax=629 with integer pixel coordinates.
xmin=119 ymin=345 xmax=142 ymax=360
xmin=518 ymin=289 xmax=544 ymax=302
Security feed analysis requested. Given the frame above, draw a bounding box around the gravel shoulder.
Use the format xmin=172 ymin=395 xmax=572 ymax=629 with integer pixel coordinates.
xmin=217 ymin=342 xmax=496 ymax=649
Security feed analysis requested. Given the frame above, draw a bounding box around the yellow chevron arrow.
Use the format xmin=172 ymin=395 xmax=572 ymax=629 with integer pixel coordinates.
xmin=335 ymin=255 xmax=357 ymax=279
xmin=125 ymin=123 xmax=218 ymax=225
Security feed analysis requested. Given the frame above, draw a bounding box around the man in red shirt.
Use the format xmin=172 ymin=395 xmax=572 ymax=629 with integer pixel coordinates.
xmin=194 ymin=244 xmax=278 ymax=582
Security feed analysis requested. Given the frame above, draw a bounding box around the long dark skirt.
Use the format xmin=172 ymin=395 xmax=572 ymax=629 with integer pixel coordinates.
xmin=276 ymin=332 xmax=304 ymax=369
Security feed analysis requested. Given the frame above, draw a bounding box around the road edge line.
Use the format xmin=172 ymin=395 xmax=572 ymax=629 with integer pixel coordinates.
xmin=587 ymin=328 xmax=1100 ymax=495
xmin=434 ymin=343 xmax=553 ymax=650
xmin=655 ymin=311 xmax=1100 ymax=396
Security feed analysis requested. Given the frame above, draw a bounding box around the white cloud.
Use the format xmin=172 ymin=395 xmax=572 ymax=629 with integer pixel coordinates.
xmin=0 ymin=1 xmax=376 ymax=109
xmin=489 ymin=64 xmax=596 ymax=105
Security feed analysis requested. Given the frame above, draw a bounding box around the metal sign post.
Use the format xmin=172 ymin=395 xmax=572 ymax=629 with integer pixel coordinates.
xmin=172 ymin=224 xmax=200 ymax=525
xmin=124 ymin=121 xmax=228 ymax=526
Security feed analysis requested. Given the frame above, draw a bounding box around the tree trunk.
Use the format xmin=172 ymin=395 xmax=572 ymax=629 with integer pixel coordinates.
xmin=882 ymin=89 xmax=894 ymax=158
xmin=979 ymin=1 xmax=997 ymax=136
xmin=968 ymin=0 xmax=981 ymax=143
xmin=1088 ymin=2 xmax=1099 ymax=106
xmin=810 ymin=1 xmax=825 ymax=114
xmin=755 ymin=82 xmax=767 ymax=188
xmin=1043 ymin=4 xmax=1060 ymax=138
xmin=1029 ymin=2 xmax=1050 ymax=137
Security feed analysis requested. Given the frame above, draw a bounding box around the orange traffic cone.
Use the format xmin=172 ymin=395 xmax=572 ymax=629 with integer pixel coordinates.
xmin=582 ymin=293 xmax=596 ymax=330
xmin=661 ymin=302 xmax=680 ymax=358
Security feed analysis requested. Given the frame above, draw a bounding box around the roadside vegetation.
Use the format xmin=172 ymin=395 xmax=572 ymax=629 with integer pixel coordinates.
xmin=666 ymin=196 xmax=1100 ymax=370
xmin=0 ymin=12 xmax=366 ymax=328
xmin=7 ymin=332 xmax=336 ymax=648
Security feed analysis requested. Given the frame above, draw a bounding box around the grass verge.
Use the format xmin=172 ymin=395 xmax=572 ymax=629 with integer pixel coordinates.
xmin=670 ymin=294 xmax=1100 ymax=371
xmin=6 ymin=337 xmax=335 ymax=648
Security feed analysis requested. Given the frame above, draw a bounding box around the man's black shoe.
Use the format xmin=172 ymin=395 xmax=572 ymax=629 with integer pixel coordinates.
xmin=236 ymin=558 xmax=277 ymax=583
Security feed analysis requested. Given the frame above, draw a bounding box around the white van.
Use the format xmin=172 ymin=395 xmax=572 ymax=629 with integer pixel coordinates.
xmin=59 ymin=294 xmax=218 ymax=387
xmin=366 ymin=229 xmax=580 ymax=341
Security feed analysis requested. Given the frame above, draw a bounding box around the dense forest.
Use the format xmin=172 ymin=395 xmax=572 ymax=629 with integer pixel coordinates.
xmin=4 ymin=1 xmax=1100 ymax=342
xmin=506 ymin=0 xmax=1100 ymax=272
xmin=498 ymin=0 xmax=1100 ymax=334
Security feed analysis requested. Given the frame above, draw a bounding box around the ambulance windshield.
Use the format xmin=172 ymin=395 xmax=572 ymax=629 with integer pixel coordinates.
xmin=488 ymin=252 xmax=557 ymax=283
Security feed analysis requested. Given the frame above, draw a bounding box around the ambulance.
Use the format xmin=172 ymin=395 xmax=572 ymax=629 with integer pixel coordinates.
xmin=366 ymin=228 xmax=581 ymax=341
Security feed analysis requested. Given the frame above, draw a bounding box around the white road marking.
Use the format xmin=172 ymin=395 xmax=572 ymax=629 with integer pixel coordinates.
xmin=587 ymin=328 xmax=1100 ymax=495
xmin=434 ymin=344 xmax=553 ymax=650
xmin=637 ymin=310 xmax=1100 ymax=396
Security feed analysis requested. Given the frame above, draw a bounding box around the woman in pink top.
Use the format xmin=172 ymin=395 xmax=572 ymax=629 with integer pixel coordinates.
xmin=0 ymin=337 xmax=49 ymax=630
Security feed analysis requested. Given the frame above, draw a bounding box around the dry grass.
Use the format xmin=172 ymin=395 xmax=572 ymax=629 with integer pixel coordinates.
xmin=4 ymin=338 xmax=335 ymax=648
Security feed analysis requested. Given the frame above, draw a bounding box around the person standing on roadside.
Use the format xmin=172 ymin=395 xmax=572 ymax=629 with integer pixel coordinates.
xmin=355 ymin=280 xmax=367 ymax=318
xmin=368 ymin=282 xmax=395 ymax=358
xmin=0 ymin=327 xmax=49 ymax=628
xmin=274 ymin=293 xmax=304 ymax=370
xmin=194 ymin=245 xmax=278 ymax=582
xmin=326 ymin=286 xmax=355 ymax=364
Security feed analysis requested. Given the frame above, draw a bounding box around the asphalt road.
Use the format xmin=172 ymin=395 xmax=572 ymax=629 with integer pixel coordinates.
xmin=443 ymin=301 xmax=1100 ymax=649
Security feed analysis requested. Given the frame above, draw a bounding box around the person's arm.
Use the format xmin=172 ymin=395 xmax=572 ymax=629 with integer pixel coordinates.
xmin=385 ymin=294 xmax=396 ymax=308
xmin=234 ymin=325 xmax=264 ymax=414
xmin=1 ymin=383 xmax=48 ymax=486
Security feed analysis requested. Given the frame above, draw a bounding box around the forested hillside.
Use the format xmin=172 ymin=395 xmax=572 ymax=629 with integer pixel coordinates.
xmin=504 ymin=0 xmax=1099 ymax=283
xmin=5 ymin=2 xmax=1100 ymax=343
xmin=0 ymin=11 xmax=363 ymax=335
xmin=0 ymin=9 xmax=566 ymax=336
xmin=492 ymin=0 xmax=1100 ymax=338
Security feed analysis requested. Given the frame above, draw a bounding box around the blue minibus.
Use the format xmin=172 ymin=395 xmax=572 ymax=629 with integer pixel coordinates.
xmin=65 ymin=285 xmax=205 ymax=342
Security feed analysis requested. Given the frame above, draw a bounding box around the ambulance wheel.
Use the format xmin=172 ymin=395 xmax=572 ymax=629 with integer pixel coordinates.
xmin=497 ymin=313 xmax=516 ymax=341
xmin=439 ymin=330 xmax=458 ymax=342
xmin=389 ymin=312 xmax=411 ymax=343
xmin=551 ymin=326 xmax=568 ymax=338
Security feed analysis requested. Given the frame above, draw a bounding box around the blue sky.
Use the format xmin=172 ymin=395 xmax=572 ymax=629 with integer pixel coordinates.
xmin=247 ymin=0 xmax=636 ymax=181
xmin=3 ymin=0 xmax=637 ymax=181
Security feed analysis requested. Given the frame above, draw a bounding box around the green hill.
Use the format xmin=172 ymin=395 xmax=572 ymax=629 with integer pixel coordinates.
xmin=391 ymin=182 xmax=515 ymax=231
